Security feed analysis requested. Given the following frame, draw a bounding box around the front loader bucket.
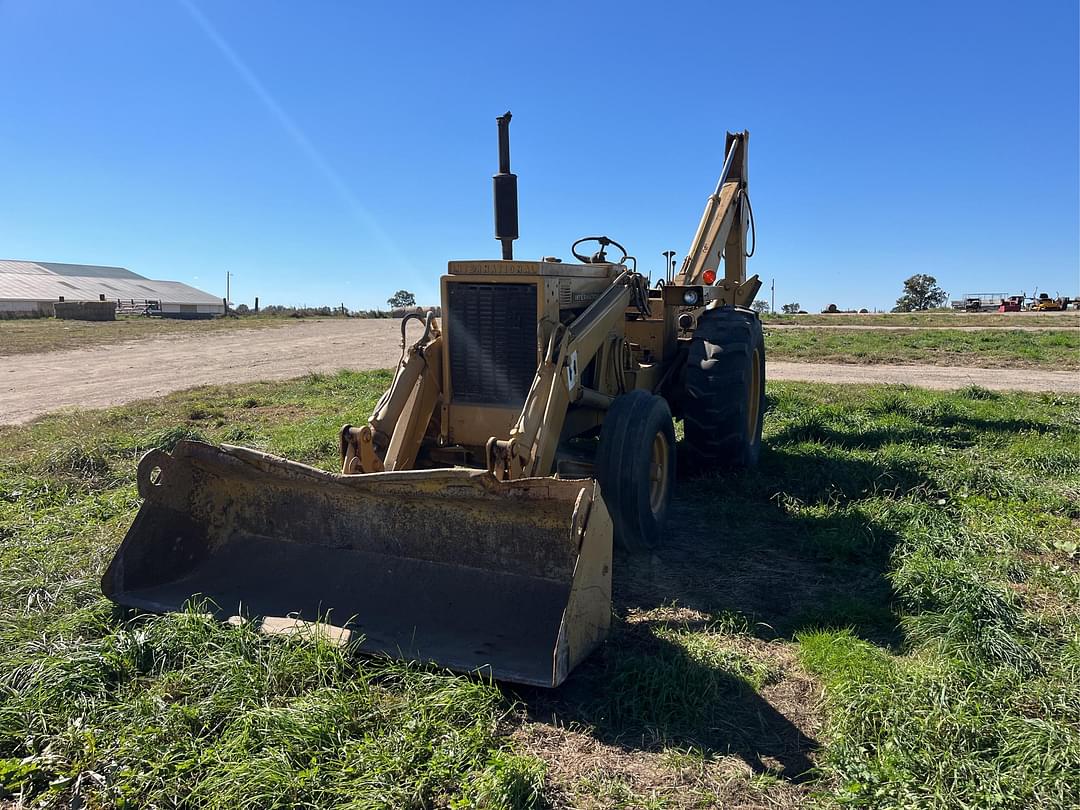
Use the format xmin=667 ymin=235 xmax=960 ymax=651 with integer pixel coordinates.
xmin=102 ymin=441 xmax=611 ymax=687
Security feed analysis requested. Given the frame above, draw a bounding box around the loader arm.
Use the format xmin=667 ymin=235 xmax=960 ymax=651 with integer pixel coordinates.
xmin=341 ymin=313 xmax=442 ymax=475
xmin=674 ymin=130 xmax=761 ymax=307
xmin=487 ymin=271 xmax=634 ymax=480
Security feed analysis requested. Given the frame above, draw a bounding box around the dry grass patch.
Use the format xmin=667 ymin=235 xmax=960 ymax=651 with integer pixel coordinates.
xmin=513 ymin=724 xmax=809 ymax=810
xmin=512 ymin=605 xmax=824 ymax=808
xmin=0 ymin=315 xmax=308 ymax=357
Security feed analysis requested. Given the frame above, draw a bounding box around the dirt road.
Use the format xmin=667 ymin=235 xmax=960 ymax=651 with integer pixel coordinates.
xmin=1 ymin=320 xmax=1076 ymax=425
xmin=1 ymin=319 xmax=406 ymax=425
xmin=768 ymin=361 xmax=1077 ymax=392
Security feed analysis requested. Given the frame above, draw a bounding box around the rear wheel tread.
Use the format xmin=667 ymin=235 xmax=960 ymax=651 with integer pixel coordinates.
xmin=681 ymin=306 xmax=766 ymax=473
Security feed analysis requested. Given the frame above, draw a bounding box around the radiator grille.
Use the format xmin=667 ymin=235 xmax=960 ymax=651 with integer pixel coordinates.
xmin=447 ymin=282 xmax=537 ymax=405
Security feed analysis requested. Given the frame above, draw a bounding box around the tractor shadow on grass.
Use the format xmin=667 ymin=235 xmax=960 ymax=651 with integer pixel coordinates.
xmin=520 ymin=615 xmax=821 ymax=782
xmin=769 ymin=410 xmax=1057 ymax=452
xmin=636 ymin=442 xmax=914 ymax=647
xmin=515 ymin=441 xmax=929 ymax=781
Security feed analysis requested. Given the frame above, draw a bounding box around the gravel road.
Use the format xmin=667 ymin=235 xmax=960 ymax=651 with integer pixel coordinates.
xmin=767 ymin=361 xmax=1077 ymax=392
xmin=1 ymin=319 xmax=1076 ymax=425
xmin=1 ymin=319 xmax=407 ymax=425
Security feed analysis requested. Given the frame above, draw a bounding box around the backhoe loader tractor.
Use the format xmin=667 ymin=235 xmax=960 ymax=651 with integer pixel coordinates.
xmin=103 ymin=113 xmax=766 ymax=687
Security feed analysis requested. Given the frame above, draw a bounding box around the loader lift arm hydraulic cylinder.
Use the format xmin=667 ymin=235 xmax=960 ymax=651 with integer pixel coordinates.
xmin=342 ymin=313 xmax=442 ymax=474
xmin=487 ymin=272 xmax=634 ymax=480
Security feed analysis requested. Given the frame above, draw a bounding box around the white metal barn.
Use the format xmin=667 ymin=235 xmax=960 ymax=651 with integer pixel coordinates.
xmin=0 ymin=260 xmax=224 ymax=318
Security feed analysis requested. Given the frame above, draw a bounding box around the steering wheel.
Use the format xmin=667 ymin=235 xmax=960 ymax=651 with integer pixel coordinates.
xmin=572 ymin=236 xmax=628 ymax=265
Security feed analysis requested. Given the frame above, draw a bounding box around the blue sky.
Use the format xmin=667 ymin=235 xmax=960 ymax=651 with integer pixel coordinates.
xmin=1 ymin=1 xmax=1077 ymax=311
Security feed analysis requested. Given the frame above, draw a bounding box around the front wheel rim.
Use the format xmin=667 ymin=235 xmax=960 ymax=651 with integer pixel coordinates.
xmin=649 ymin=432 xmax=670 ymax=515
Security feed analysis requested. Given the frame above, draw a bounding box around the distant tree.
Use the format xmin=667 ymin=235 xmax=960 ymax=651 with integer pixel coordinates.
xmin=893 ymin=274 xmax=947 ymax=312
xmin=751 ymin=299 xmax=770 ymax=314
xmin=781 ymin=302 xmax=801 ymax=314
xmin=234 ymin=303 xmax=250 ymax=315
xmin=387 ymin=290 xmax=417 ymax=309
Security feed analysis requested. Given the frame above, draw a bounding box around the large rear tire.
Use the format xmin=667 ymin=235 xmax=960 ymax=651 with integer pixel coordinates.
xmin=683 ymin=306 xmax=766 ymax=472
xmin=595 ymin=390 xmax=676 ymax=552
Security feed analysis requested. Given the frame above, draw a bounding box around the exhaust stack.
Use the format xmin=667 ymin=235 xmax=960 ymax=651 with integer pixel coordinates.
xmin=493 ymin=111 xmax=518 ymax=260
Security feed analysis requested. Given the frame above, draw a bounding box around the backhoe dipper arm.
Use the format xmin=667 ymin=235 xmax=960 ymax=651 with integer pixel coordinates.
xmin=674 ymin=131 xmax=760 ymax=307
xmin=487 ymin=273 xmax=633 ymax=480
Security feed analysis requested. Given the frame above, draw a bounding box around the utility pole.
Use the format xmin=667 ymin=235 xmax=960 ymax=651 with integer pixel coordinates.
xmin=225 ymin=271 xmax=232 ymax=315
xmin=771 ymin=278 xmax=775 ymax=313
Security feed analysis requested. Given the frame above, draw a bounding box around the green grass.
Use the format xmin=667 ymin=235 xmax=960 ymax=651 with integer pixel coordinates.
xmin=764 ymin=327 xmax=1080 ymax=368
xmin=759 ymin=383 xmax=1080 ymax=808
xmin=1 ymin=372 xmax=1078 ymax=808
xmin=761 ymin=310 xmax=1080 ymax=328
xmin=0 ymin=315 xmax=312 ymax=357
xmin=0 ymin=371 xmax=546 ymax=809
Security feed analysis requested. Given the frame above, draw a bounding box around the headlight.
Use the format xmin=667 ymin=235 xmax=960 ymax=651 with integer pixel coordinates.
xmin=682 ymin=289 xmax=700 ymax=306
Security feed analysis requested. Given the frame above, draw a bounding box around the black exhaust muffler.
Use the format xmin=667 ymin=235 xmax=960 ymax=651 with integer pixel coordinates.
xmin=493 ymin=111 xmax=518 ymax=260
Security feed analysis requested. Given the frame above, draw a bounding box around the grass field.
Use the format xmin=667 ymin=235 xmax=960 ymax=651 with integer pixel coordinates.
xmin=1 ymin=372 xmax=1078 ymax=808
xmin=765 ymin=327 xmax=1080 ymax=369
xmin=5 ymin=314 xmax=1079 ymax=375
xmin=761 ymin=310 xmax=1080 ymax=328
xmin=0 ymin=316 xmax=306 ymax=357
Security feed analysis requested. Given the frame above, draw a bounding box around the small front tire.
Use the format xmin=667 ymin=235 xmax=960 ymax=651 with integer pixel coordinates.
xmin=595 ymin=390 xmax=676 ymax=552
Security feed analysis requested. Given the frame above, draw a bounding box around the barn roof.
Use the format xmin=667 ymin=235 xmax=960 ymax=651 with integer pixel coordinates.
xmin=0 ymin=260 xmax=221 ymax=306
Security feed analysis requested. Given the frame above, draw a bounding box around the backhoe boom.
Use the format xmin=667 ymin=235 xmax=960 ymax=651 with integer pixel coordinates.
xmin=675 ymin=131 xmax=761 ymax=307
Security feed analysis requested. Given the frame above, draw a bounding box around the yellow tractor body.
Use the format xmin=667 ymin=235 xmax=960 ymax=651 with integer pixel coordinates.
xmin=103 ymin=114 xmax=766 ymax=686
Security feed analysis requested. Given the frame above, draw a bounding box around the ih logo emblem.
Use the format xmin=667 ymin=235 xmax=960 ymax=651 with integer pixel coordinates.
xmin=565 ymin=351 xmax=579 ymax=392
